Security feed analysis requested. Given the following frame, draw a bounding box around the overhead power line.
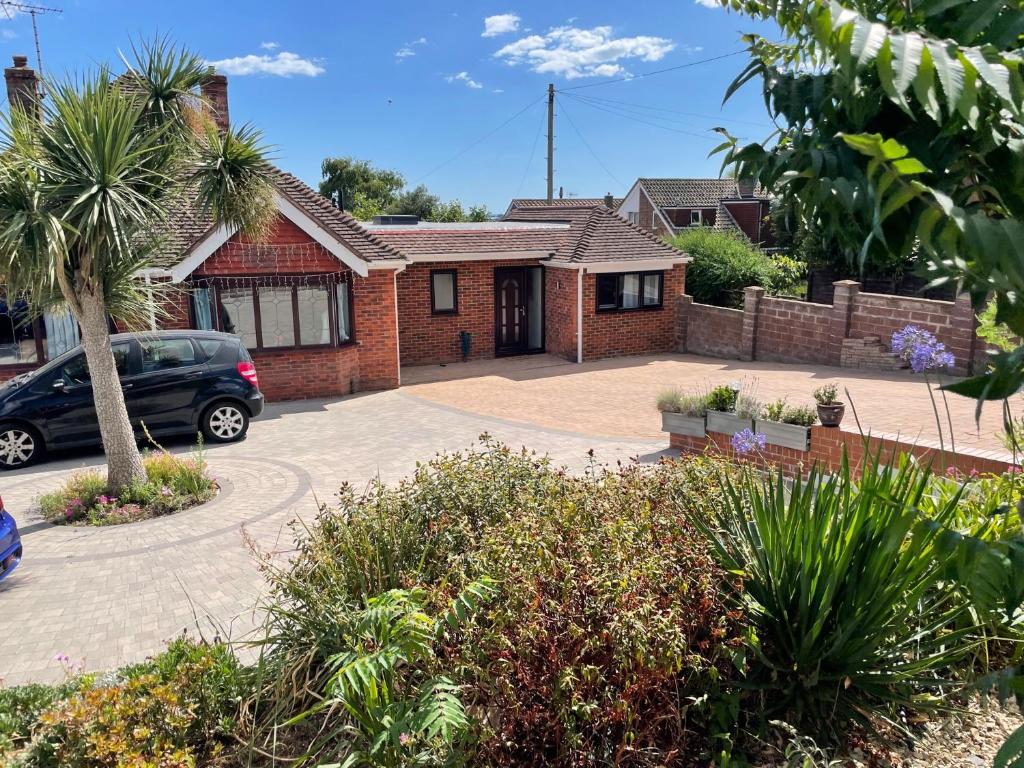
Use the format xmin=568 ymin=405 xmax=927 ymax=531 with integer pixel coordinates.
xmin=412 ymin=96 xmax=543 ymax=185
xmin=556 ymin=96 xmax=625 ymax=190
xmin=515 ymin=99 xmax=547 ymax=197
xmin=558 ymin=49 xmax=748 ymax=92
xmin=559 ymin=91 xmax=725 ymax=141
xmin=565 ymin=92 xmax=770 ymax=129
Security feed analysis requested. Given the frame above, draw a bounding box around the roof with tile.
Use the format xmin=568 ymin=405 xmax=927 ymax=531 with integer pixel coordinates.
xmin=506 ymin=205 xmax=687 ymax=264
xmin=364 ymin=222 xmax=571 ymax=257
xmin=503 ymin=197 xmax=622 ymax=218
xmin=155 ymin=166 xmax=407 ymax=270
xmin=637 ymin=178 xmax=766 ymax=209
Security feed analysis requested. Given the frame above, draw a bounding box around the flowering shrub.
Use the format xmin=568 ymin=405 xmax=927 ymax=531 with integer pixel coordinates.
xmin=39 ymin=449 xmax=216 ymax=526
xmin=252 ymin=441 xmax=746 ymax=766
xmin=731 ymin=427 xmax=767 ymax=454
xmin=19 ymin=638 xmax=245 ymax=768
xmin=891 ymin=324 xmax=955 ymax=373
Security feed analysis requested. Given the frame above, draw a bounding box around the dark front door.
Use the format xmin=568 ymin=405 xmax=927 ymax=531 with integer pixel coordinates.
xmin=495 ymin=268 xmax=528 ymax=355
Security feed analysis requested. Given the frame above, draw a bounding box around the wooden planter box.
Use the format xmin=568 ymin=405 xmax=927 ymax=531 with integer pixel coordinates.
xmin=755 ymin=419 xmax=812 ymax=451
xmin=661 ymin=411 xmax=706 ymax=438
xmin=707 ymin=411 xmax=753 ymax=436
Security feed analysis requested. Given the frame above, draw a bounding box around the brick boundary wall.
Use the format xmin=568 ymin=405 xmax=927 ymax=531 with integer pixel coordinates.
xmin=676 ymin=280 xmax=981 ymax=375
xmin=669 ymin=426 xmax=1014 ymax=478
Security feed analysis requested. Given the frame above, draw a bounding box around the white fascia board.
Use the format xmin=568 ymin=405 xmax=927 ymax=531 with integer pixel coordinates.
xmin=367 ymin=259 xmax=409 ymax=273
xmin=406 ymin=250 xmax=550 ymax=263
xmin=273 ymin=192 xmax=369 ymax=277
xmin=540 ymin=261 xmax=583 ymax=270
xmin=578 ymin=258 xmax=688 ymax=273
xmin=167 ymin=223 xmax=236 ymax=283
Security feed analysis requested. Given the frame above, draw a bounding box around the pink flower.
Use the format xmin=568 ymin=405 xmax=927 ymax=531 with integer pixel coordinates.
xmin=53 ymin=653 xmax=70 ymax=664
xmin=399 ymin=733 xmax=412 ymax=747
xmin=98 ymin=495 xmax=109 ymax=505
xmin=160 ymin=486 xmax=173 ymax=497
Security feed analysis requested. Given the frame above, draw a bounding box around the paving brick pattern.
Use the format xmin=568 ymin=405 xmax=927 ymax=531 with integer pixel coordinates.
xmin=0 ymin=391 xmax=662 ymax=685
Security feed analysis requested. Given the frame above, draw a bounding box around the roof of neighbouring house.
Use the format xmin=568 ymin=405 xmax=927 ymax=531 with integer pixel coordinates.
xmin=505 ymin=204 xmax=688 ymax=265
xmin=503 ymin=197 xmax=622 ymax=219
xmin=635 ymin=178 xmax=766 ymax=209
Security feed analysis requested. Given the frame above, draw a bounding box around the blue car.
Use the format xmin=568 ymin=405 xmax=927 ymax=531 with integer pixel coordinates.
xmin=0 ymin=498 xmax=22 ymax=582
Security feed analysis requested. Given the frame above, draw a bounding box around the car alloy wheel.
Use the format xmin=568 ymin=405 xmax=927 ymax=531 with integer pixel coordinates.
xmin=0 ymin=428 xmax=36 ymax=467
xmin=208 ymin=405 xmax=245 ymax=440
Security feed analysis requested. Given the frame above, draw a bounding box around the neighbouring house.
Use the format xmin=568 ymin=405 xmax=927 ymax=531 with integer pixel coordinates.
xmin=0 ymin=59 xmax=688 ymax=401
xmin=616 ymin=177 xmax=774 ymax=245
xmin=503 ymin=194 xmax=622 ymax=219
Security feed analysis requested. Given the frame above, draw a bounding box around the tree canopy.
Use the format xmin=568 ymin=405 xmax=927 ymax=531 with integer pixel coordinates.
xmin=318 ymin=156 xmax=489 ymax=222
xmin=717 ymin=0 xmax=1024 ymax=402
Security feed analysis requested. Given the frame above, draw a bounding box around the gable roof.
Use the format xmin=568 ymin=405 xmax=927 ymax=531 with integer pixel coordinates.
xmin=505 ymin=204 xmax=687 ymax=265
xmin=154 ymin=167 xmax=407 ymax=279
xmin=503 ymin=197 xmax=622 ymax=219
xmin=636 ymin=178 xmax=765 ymax=209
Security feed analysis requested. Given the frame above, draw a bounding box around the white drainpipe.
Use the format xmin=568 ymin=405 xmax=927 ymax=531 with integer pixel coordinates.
xmin=576 ymin=267 xmax=584 ymax=364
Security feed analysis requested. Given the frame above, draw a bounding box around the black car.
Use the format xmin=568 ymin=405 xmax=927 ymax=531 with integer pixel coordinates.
xmin=0 ymin=330 xmax=264 ymax=469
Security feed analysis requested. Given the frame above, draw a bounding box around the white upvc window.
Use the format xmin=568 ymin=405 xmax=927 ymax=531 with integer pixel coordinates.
xmin=690 ymin=210 xmax=701 ymax=225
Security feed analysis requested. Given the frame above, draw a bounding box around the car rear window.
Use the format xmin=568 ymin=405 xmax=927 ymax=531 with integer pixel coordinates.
xmin=140 ymin=338 xmax=198 ymax=372
xmin=197 ymin=339 xmax=223 ymax=358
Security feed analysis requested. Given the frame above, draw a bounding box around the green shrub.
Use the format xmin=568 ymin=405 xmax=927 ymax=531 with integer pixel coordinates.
xmin=762 ymin=398 xmax=787 ymax=422
xmin=0 ymin=682 xmax=81 ymax=759
xmin=812 ymin=383 xmax=839 ymax=405
xmin=671 ymin=228 xmax=803 ymax=307
xmin=656 ymin=389 xmax=708 ymax=416
xmin=707 ymin=384 xmax=738 ymax=412
xmin=693 ymin=454 xmax=976 ymax=742
xmin=38 ymin=448 xmax=216 ymax=526
xmin=736 ymin=394 xmax=763 ymax=419
xmin=249 ymin=441 xmax=745 ymax=766
xmin=781 ymin=404 xmax=817 ymax=426
xmin=21 ymin=639 xmax=244 ymax=768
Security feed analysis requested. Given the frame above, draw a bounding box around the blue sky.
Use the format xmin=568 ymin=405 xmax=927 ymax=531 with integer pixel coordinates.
xmin=1 ymin=0 xmax=780 ymax=212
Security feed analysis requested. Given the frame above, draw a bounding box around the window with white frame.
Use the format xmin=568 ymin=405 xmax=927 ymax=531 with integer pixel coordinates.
xmin=690 ymin=210 xmax=701 ymax=225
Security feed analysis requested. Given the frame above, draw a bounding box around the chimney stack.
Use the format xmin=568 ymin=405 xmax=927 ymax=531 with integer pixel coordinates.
xmin=737 ymin=177 xmax=755 ymax=198
xmin=603 ymin=192 xmax=614 ymax=208
xmin=200 ymin=73 xmax=229 ymax=133
xmin=5 ymin=55 xmax=40 ymax=120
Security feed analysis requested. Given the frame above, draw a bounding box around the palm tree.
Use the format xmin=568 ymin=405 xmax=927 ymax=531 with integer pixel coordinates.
xmin=0 ymin=39 xmax=275 ymax=489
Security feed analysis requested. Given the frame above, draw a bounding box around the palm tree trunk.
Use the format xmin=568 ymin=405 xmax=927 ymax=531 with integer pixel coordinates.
xmin=77 ymin=287 xmax=147 ymax=490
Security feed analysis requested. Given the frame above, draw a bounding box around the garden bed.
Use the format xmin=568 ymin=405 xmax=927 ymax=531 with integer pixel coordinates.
xmin=39 ymin=449 xmax=217 ymax=526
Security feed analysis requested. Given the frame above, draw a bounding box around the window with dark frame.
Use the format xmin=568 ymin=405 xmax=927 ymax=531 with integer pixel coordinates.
xmin=192 ymin=278 xmax=353 ymax=352
xmin=430 ymin=269 xmax=458 ymax=315
xmin=595 ymin=271 xmax=664 ymax=312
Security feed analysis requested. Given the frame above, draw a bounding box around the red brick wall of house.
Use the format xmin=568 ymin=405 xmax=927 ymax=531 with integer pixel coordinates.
xmin=665 ymin=208 xmax=717 ymax=227
xmin=249 ymin=344 xmax=359 ymax=401
xmin=194 ymin=216 xmax=344 ymax=276
xmin=722 ymin=200 xmax=768 ymax=244
xmin=353 ymin=268 xmax=400 ymax=390
xmin=396 ymin=259 xmax=541 ymax=366
xmin=638 ymin=189 xmax=672 ymax=237
xmin=669 ymin=424 xmax=1012 ymax=478
xmin=582 ymin=264 xmax=685 ymax=359
xmin=545 ymin=267 xmax=578 ymax=361
xmin=754 ymin=296 xmax=832 ymax=365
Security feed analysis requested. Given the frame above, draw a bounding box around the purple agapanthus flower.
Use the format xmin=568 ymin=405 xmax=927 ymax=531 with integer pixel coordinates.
xmin=891 ymin=325 xmax=955 ymax=373
xmin=731 ymin=428 xmax=766 ymax=455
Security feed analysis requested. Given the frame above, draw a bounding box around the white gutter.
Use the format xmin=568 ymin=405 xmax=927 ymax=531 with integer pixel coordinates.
xmin=576 ymin=267 xmax=584 ymax=364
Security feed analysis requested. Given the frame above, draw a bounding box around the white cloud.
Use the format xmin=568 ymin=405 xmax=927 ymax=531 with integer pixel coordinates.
xmin=446 ymin=71 xmax=483 ymax=89
xmin=0 ymin=29 xmax=16 ymax=41
xmin=260 ymin=41 xmax=279 ymax=50
xmin=395 ymin=37 xmax=427 ymax=61
xmin=493 ymin=25 xmax=674 ymax=79
xmin=694 ymin=0 xmax=722 ymax=8
xmin=207 ymin=51 xmax=325 ymax=77
xmin=482 ymin=13 xmax=521 ymax=37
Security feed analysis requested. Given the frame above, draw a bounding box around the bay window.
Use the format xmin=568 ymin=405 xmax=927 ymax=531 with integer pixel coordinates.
xmin=191 ymin=277 xmax=353 ymax=350
xmin=595 ymin=271 xmax=664 ymax=312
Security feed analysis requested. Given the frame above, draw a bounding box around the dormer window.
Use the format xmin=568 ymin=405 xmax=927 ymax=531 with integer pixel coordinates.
xmin=690 ymin=210 xmax=701 ymax=226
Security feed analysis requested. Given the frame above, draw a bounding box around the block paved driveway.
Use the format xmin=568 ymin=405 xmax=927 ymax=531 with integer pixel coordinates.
xmin=0 ymin=389 xmax=666 ymax=686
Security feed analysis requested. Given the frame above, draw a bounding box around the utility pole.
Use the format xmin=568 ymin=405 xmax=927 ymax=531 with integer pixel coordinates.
xmin=546 ymin=83 xmax=554 ymax=203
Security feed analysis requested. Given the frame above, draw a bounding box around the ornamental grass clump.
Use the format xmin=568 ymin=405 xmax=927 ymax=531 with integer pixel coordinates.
xmin=656 ymin=388 xmax=709 ymax=416
xmin=247 ymin=439 xmax=746 ymax=767
xmin=693 ymin=452 xmax=977 ymax=743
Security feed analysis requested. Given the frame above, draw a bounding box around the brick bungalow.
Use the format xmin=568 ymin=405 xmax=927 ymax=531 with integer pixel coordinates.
xmin=0 ymin=60 xmax=688 ymax=401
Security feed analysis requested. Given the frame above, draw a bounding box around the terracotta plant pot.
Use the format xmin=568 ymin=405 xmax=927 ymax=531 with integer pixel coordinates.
xmin=816 ymin=403 xmax=845 ymax=428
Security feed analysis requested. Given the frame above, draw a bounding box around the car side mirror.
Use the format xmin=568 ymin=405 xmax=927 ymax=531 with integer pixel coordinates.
xmin=52 ymin=379 xmax=65 ymax=392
